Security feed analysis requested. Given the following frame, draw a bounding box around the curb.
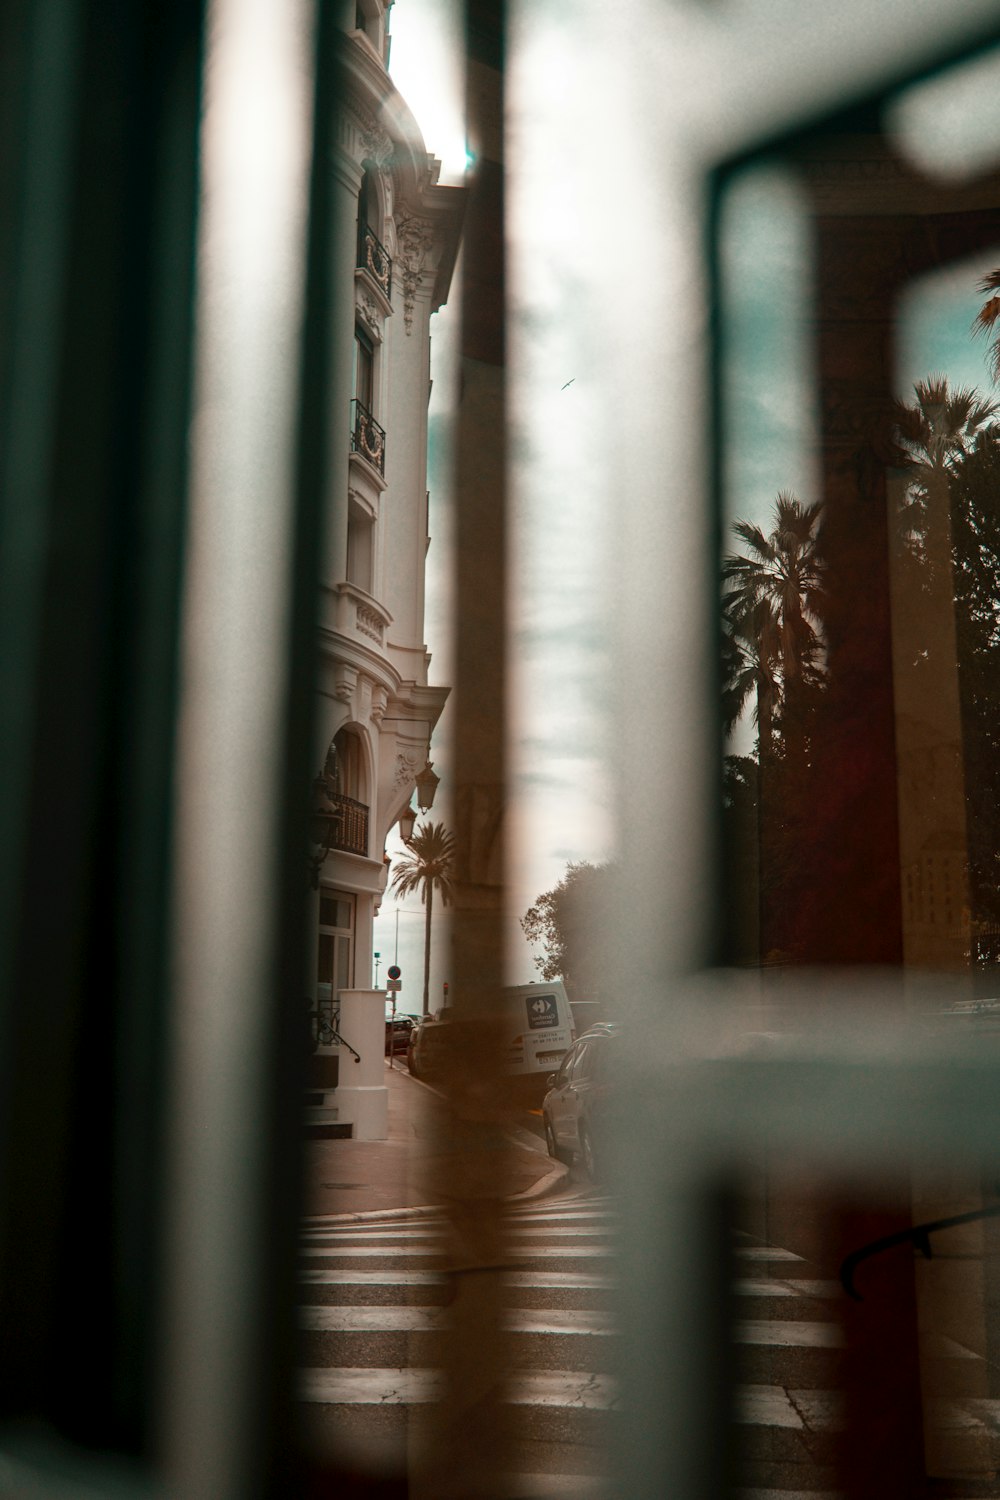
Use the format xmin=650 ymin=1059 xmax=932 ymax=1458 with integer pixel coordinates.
xmin=506 ymin=1158 xmax=571 ymax=1203
xmin=304 ymin=1157 xmax=570 ymax=1226
xmin=305 ymin=1063 xmax=572 ymax=1224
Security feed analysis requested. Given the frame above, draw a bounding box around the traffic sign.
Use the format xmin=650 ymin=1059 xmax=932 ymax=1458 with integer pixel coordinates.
xmin=387 ymin=965 xmax=401 ymax=981
xmin=386 ymin=978 xmax=401 ymax=993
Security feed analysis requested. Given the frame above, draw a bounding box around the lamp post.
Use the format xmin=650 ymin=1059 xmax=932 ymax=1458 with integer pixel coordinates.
xmin=397 ymin=802 xmax=417 ymax=844
xmin=414 ymin=759 xmax=440 ymax=812
xmin=308 ymin=774 xmax=343 ymax=888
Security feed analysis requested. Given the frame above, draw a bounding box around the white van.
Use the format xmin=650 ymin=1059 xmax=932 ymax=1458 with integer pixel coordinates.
xmin=503 ymin=981 xmax=575 ymax=1077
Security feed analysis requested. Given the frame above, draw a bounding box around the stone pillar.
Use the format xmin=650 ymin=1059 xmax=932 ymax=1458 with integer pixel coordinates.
xmin=334 ymin=987 xmax=387 ymax=1139
xmin=324 ymin=109 xmax=365 ymax=591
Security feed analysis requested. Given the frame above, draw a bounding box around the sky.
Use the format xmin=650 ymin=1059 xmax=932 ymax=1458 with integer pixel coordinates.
xmin=377 ymin=5 xmax=1000 ymax=998
xmin=719 ymin=158 xmax=1000 ymax=755
xmin=373 ymin=0 xmax=615 ymax=1004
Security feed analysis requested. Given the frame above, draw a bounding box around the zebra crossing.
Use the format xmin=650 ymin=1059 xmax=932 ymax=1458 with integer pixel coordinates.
xmin=296 ymin=1191 xmax=994 ymax=1496
xmin=297 ymin=1189 xmax=617 ymax=1497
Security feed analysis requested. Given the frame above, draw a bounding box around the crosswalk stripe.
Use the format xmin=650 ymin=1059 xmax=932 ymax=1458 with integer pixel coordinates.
xmin=301 ymin=1222 xmax=613 ymax=1244
xmin=736 ymin=1491 xmax=842 ymax=1499
xmin=735 ymin=1277 xmax=841 ymax=1299
xmin=299 ymin=1268 xmax=446 ymax=1285
xmin=299 ymin=1367 xmax=619 ymax=1409
xmin=301 ymin=1225 xmax=442 ymax=1242
xmin=733 ymin=1245 xmax=803 ymax=1262
xmin=299 ymin=1244 xmax=613 ymax=1259
xmin=508 ymin=1208 xmax=616 ymax=1222
xmin=508 ymin=1226 xmax=616 ymax=1239
xmin=506 ymin=1271 xmax=615 ymax=1290
xmin=298 ymin=1367 xmax=852 ymax=1423
xmin=299 ymin=1246 xmax=444 ymax=1258
xmin=736 ymin=1319 xmax=843 ymax=1348
xmin=299 ymin=1306 xmax=615 ymax=1334
xmin=298 ymin=1267 xmax=615 ymax=1287
xmin=299 ymin=1307 xmax=844 ymax=1344
xmin=506 ymin=1476 xmax=606 ymax=1498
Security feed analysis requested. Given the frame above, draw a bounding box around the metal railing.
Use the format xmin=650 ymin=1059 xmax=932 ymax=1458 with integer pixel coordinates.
xmin=357 ymin=221 xmax=392 ymax=297
xmin=350 ymin=397 xmax=385 ymax=475
xmin=328 ymin=791 xmax=368 ymax=856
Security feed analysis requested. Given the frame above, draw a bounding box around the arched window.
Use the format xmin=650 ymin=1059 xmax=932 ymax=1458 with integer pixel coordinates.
xmin=328 ymin=727 xmax=365 ymax=802
xmin=358 ymin=165 xmax=378 ymax=237
xmin=356 ymin=165 xmax=391 ymax=298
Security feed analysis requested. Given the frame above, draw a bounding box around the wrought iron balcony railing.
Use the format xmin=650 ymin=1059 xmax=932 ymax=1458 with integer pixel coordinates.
xmin=357 ymin=222 xmax=391 ymax=298
xmin=328 ymin=792 xmax=369 ymax=858
xmin=351 ymin=398 xmax=385 ymax=475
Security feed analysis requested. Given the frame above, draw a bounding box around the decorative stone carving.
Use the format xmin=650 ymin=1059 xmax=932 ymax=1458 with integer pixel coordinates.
xmin=339 ymin=89 xmax=392 ymax=170
xmin=395 ymin=212 xmax=436 ymax=334
xmin=356 ymin=602 xmax=385 ymax=644
xmin=370 ymin=687 xmax=388 ymax=725
xmin=393 ymin=752 xmax=419 ymax=789
xmin=357 ymin=290 xmax=382 ymax=340
xmin=361 ymin=125 xmax=393 ymax=167
xmin=334 ymin=663 xmax=357 ymax=703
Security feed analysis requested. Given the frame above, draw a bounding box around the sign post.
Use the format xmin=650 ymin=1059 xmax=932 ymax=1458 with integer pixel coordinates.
xmin=385 ymin=968 xmax=401 ymax=1068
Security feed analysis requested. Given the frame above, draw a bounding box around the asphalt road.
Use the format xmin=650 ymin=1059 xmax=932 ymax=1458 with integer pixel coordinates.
xmin=297 ymin=1183 xmax=615 ymax=1495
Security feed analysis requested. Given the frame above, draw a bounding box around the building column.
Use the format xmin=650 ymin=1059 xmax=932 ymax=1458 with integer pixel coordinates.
xmin=334 ymin=988 xmax=388 ymax=1140
xmin=324 ymin=120 xmax=365 ymax=592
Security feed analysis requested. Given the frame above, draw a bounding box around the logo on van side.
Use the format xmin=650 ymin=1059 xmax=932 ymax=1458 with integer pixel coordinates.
xmin=526 ymin=993 xmax=559 ymax=1030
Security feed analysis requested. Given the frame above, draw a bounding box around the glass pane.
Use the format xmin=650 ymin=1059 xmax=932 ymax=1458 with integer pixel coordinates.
xmin=716 ymin=56 xmax=1000 ymax=1497
xmin=319 ymin=894 xmax=353 ymax=931
xmin=335 ymin=933 xmax=352 ymax=992
xmin=317 ymin=933 xmax=333 ymax=983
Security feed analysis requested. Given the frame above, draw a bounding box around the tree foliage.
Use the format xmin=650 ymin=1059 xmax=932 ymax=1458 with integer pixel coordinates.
xmin=520 ymin=861 xmax=614 ymax=1001
xmin=389 ymin=820 xmax=454 ymax=1016
xmin=973 ymin=269 xmax=1000 ymax=385
xmin=719 ymin=282 xmax=1000 ymax=969
xmin=721 ymin=491 xmax=826 ymax=755
xmin=389 ymin=820 xmax=455 ymax=906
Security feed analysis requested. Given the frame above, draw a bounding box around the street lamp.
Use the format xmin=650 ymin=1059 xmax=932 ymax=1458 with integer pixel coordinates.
xmin=414 ymin=760 xmax=440 ymax=812
xmin=397 ymin=802 xmax=417 ymax=844
xmin=308 ymin=774 xmax=342 ymax=888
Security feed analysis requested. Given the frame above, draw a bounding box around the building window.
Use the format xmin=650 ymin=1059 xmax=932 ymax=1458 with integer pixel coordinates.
xmin=317 ymin=888 xmax=355 ymax=1024
xmin=347 ymin=504 xmax=374 ymax=594
xmin=330 ymin=727 xmax=364 ymax=801
xmin=357 ymin=167 xmax=392 ymax=296
xmin=353 ymin=325 xmax=374 ymax=411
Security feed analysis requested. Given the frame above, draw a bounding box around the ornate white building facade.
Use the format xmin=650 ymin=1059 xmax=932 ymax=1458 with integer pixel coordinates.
xmin=308 ymin=4 xmax=462 ymax=1137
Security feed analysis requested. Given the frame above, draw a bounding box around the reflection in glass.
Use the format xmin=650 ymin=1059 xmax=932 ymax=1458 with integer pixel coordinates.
xmin=717 ymin=61 xmax=1000 ymax=1495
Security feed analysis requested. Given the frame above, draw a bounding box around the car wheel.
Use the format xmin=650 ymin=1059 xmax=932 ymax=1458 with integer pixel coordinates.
xmin=579 ymin=1123 xmax=598 ymax=1183
xmin=544 ymin=1116 xmax=568 ymax=1164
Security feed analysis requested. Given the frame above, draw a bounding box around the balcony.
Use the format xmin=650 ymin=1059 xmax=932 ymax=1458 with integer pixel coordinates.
xmin=357 ymin=222 xmax=392 ymax=298
xmin=328 ymin=792 xmax=369 ymax=857
xmin=351 ymin=398 xmax=385 ymax=476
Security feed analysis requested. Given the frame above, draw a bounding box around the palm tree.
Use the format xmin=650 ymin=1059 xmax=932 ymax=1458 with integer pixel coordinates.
xmin=973 ymin=270 xmax=1000 ymax=384
xmin=721 ymin=598 xmax=780 ymax=749
xmin=894 ymin=377 xmax=999 ymax=578
xmin=389 ymin=820 xmax=455 ymax=1017
xmin=722 ymin=491 xmax=825 ymax=753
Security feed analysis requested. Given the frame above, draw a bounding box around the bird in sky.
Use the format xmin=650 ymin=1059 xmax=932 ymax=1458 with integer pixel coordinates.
xmin=561 ymin=378 xmax=575 ymax=390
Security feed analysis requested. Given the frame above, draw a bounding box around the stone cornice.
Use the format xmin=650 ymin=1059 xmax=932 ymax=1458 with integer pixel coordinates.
xmin=333 ymin=32 xmax=466 ymax=322
xmin=319 ymin=623 xmax=399 ymax=698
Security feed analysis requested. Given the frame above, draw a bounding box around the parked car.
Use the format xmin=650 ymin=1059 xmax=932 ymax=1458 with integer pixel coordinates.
xmin=542 ymin=1023 xmax=619 ymax=1181
xmin=385 ymin=1007 xmax=419 ymax=1057
xmin=406 ymin=1007 xmax=451 ymax=1077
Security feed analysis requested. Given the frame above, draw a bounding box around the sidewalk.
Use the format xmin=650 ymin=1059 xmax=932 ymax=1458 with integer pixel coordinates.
xmin=304 ymin=1058 xmax=568 ymax=1220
